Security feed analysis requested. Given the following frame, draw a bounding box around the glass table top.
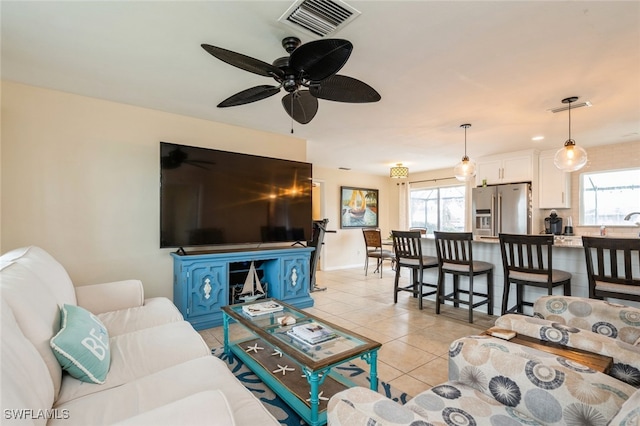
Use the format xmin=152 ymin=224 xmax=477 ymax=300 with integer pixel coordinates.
xmin=222 ymin=299 xmax=380 ymax=369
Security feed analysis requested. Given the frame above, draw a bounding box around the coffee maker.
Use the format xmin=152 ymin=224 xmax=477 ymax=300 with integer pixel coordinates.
xmin=544 ymin=210 xmax=563 ymax=235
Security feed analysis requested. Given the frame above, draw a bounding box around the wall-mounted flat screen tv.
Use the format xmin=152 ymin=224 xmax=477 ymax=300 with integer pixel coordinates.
xmin=160 ymin=142 xmax=312 ymax=248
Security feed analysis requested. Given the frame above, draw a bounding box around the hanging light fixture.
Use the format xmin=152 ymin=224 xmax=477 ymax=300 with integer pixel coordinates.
xmin=554 ymin=96 xmax=588 ymax=172
xmin=454 ymin=123 xmax=476 ymax=181
xmin=390 ymin=163 xmax=409 ymax=178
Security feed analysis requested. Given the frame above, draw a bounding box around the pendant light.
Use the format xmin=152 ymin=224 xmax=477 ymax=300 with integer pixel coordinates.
xmin=454 ymin=123 xmax=476 ymax=181
xmin=390 ymin=163 xmax=409 ymax=178
xmin=554 ymin=96 xmax=588 ymax=172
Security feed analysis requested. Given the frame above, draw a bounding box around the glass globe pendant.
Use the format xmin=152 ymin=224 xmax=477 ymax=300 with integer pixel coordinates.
xmin=554 ymin=97 xmax=588 ymax=172
xmin=454 ymin=124 xmax=476 ymax=181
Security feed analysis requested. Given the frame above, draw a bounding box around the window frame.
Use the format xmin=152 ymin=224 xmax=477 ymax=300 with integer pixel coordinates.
xmin=409 ymin=181 xmax=467 ymax=233
xmin=579 ymin=167 xmax=640 ymax=226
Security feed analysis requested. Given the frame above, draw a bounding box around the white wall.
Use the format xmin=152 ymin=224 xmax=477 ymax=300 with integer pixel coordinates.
xmin=312 ymin=167 xmax=391 ymax=270
xmin=1 ymin=81 xmax=307 ymax=298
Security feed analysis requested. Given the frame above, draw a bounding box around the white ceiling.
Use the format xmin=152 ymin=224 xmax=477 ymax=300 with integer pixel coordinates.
xmin=2 ymin=1 xmax=639 ymax=176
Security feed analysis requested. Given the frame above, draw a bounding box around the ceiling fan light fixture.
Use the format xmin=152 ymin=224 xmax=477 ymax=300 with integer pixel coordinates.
xmin=554 ymin=96 xmax=588 ymax=172
xmin=454 ymin=124 xmax=476 ymax=181
xmin=390 ymin=163 xmax=409 ymax=179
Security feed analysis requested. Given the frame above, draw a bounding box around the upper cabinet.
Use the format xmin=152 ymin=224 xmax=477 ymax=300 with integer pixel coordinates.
xmin=538 ymin=149 xmax=571 ymax=208
xmin=475 ymin=150 xmax=537 ymax=186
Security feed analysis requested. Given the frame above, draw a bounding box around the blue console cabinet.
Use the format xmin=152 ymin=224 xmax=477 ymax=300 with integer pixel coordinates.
xmin=171 ymin=247 xmax=314 ymax=330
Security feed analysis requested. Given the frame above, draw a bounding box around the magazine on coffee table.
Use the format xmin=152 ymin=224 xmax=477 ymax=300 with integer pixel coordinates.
xmin=242 ymin=301 xmax=283 ymax=317
xmin=287 ymin=322 xmax=337 ymax=345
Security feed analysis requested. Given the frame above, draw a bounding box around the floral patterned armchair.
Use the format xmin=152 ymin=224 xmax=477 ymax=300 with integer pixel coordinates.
xmin=495 ymin=295 xmax=640 ymax=387
xmin=328 ymin=335 xmax=639 ymax=425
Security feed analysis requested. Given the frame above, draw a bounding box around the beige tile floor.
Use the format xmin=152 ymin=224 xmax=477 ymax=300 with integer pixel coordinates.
xmin=198 ymin=266 xmax=497 ymax=397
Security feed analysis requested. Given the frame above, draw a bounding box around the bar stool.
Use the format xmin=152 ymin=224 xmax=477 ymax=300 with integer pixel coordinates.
xmin=499 ymin=233 xmax=571 ymax=315
xmin=392 ymin=230 xmax=439 ymax=310
xmin=582 ymin=236 xmax=640 ymax=302
xmin=434 ymin=231 xmax=493 ymax=323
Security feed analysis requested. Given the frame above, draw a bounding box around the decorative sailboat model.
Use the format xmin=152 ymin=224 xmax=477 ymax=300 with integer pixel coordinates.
xmin=236 ymin=261 xmax=266 ymax=303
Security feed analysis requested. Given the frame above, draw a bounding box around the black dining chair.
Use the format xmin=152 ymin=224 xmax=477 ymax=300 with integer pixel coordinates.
xmin=582 ymin=236 xmax=640 ymax=302
xmin=362 ymin=228 xmax=395 ymax=277
xmin=434 ymin=231 xmax=494 ymax=323
xmin=499 ymin=233 xmax=571 ymax=315
xmin=391 ymin=230 xmax=439 ymax=309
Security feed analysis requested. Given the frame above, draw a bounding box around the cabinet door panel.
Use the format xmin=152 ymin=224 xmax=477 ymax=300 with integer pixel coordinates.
xmin=280 ymin=256 xmax=310 ymax=300
xmin=539 ymin=155 xmax=571 ymax=208
xmin=476 ymin=159 xmax=503 ymax=185
xmin=187 ymin=263 xmax=227 ymax=318
xmin=503 ymin=155 xmax=533 ymax=183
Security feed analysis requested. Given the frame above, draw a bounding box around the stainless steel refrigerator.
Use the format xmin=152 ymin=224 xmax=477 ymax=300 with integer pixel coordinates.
xmin=472 ymin=183 xmax=532 ymax=238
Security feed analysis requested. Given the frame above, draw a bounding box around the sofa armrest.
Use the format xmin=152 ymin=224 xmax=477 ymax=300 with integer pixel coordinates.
xmin=533 ymin=296 xmax=640 ymax=345
xmin=448 ymin=336 xmax=637 ymax=425
xmin=75 ymin=279 xmax=144 ymax=314
xmin=495 ymin=313 xmax=640 ymax=386
xmin=328 ymin=387 xmax=424 ymax=425
xmin=607 ymin=388 xmax=640 ymax=426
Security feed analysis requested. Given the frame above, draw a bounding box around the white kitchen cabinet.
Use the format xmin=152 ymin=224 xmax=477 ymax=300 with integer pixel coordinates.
xmin=538 ymin=150 xmax=571 ymax=208
xmin=475 ymin=151 xmax=536 ymax=186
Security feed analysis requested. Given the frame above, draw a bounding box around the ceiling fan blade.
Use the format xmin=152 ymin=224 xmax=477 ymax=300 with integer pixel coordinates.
xmin=289 ymin=39 xmax=352 ymax=82
xmin=201 ymin=44 xmax=284 ymax=78
xmin=217 ymin=85 xmax=281 ymax=108
xmin=310 ymin=75 xmax=381 ymax=103
xmin=282 ymin=91 xmax=318 ymax=124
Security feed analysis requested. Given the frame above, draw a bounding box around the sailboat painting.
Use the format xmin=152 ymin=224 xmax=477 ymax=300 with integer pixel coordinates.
xmin=236 ymin=261 xmax=266 ymax=302
xmin=340 ymin=186 xmax=379 ymax=228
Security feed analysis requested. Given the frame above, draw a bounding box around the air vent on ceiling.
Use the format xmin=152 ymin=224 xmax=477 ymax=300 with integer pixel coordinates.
xmin=278 ymin=0 xmax=361 ymax=38
xmin=548 ymin=101 xmax=592 ymax=113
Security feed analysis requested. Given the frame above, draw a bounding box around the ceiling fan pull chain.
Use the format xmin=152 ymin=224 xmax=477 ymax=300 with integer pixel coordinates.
xmin=290 ymin=94 xmax=295 ymax=134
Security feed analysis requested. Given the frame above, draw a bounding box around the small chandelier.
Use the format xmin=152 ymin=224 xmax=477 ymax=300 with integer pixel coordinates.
xmin=554 ymin=96 xmax=588 ymax=172
xmin=390 ymin=163 xmax=409 ymax=178
xmin=454 ymin=124 xmax=476 ymax=181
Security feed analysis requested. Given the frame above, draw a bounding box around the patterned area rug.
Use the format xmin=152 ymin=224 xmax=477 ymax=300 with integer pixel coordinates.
xmin=212 ymin=346 xmax=410 ymax=425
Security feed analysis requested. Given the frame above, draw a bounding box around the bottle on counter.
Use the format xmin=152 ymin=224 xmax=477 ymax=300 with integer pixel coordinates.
xmin=600 ymin=225 xmax=607 ymax=236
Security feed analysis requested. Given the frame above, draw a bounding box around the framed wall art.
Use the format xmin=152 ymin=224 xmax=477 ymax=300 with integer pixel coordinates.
xmin=340 ymin=186 xmax=379 ymax=228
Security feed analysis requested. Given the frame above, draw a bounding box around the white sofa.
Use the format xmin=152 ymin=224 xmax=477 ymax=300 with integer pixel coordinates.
xmin=1 ymin=246 xmax=279 ymax=425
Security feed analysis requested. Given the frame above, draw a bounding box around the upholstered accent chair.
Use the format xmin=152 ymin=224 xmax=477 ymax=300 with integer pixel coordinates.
xmin=496 ymin=295 xmax=640 ymax=387
xmin=328 ymin=335 xmax=639 ymax=425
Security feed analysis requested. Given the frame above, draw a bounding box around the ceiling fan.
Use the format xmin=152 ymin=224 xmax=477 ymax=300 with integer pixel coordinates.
xmin=201 ymin=36 xmax=381 ymax=126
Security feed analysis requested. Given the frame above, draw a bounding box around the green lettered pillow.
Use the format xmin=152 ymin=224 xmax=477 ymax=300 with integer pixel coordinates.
xmin=50 ymin=304 xmax=111 ymax=384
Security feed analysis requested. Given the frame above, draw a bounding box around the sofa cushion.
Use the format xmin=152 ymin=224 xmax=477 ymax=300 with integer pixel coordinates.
xmin=51 ymin=357 xmax=278 ymax=426
xmin=1 ymin=246 xmax=77 ymax=306
xmin=111 ymin=390 xmax=236 ymax=426
xmin=448 ymin=336 xmax=637 ymax=424
xmin=533 ymin=296 xmax=640 ymax=345
xmin=96 ymin=297 xmax=184 ymax=337
xmin=50 ymin=304 xmax=111 ymax=384
xmin=1 ymin=299 xmax=55 ymax=426
xmin=56 ymin=320 xmax=210 ymax=404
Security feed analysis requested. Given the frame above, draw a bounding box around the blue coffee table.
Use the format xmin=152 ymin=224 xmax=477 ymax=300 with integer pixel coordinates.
xmin=222 ymin=299 xmax=381 ymax=426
